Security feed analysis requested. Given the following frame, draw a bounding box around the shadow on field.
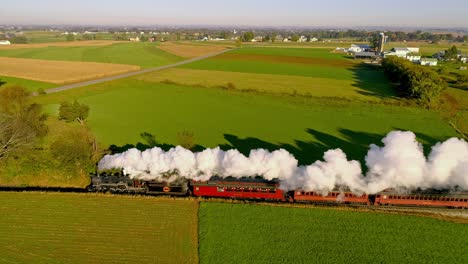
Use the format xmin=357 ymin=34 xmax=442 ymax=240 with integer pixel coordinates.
xmin=0 ymin=79 xmax=6 ymax=87
xmin=108 ymin=129 xmax=442 ymax=166
xmin=350 ymin=63 xmax=397 ymax=100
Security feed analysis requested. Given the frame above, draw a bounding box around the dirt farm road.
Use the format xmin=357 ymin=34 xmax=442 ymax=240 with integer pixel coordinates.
xmin=43 ymin=48 xmax=232 ymax=94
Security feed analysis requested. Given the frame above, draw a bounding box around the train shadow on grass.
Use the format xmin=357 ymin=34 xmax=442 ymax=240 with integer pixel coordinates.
xmin=108 ymin=129 xmax=442 ymax=166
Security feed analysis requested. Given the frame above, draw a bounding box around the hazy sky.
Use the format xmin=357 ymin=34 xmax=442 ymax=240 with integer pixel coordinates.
xmin=1 ymin=0 xmax=467 ymax=28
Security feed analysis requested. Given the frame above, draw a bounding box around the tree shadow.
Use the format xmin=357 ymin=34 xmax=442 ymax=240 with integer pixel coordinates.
xmin=108 ymin=129 xmax=447 ymax=168
xmin=0 ymin=79 xmax=5 ymax=87
xmin=350 ymin=63 xmax=398 ymax=100
xmin=108 ymin=132 xmax=205 ymax=154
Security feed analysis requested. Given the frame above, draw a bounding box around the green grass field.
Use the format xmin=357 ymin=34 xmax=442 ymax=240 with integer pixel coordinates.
xmin=0 ymin=76 xmax=57 ymax=92
xmin=0 ymin=193 xmax=198 ymax=264
xmin=35 ymin=80 xmax=455 ymax=164
xmin=0 ymin=43 xmax=182 ymax=68
xmin=199 ymin=202 xmax=468 ymax=264
xmin=179 ymin=48 xmax=395 ymax=99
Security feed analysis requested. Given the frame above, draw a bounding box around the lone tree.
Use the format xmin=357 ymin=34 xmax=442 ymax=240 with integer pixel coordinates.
xmin=66 ymin=34 xmax=75 ymax=41
xmin=0 ymin=85 xmax=47 ymax=160
xmin=58 ymin=101 xmax=89 ymax=125
xmin=444 ymin=45 xmax=459 ymax=60
xmin=242 ymin=31 xmax=254 ymax=42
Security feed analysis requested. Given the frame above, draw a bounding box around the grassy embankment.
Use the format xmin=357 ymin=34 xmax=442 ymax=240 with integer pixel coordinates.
xmin=0 ymin=193 xmax=199 ymax=264
xmin=199 ymin=202 xmax=468 ymax=264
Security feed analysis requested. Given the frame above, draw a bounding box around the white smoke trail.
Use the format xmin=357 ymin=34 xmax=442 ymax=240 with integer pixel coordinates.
xmin=97 ymin=131 xmax=468 ymax=194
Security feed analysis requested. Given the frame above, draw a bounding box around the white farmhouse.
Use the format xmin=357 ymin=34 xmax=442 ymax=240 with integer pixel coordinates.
xmin=406 ymin=53 xmax=421 ymax=63
xmin=420 ymin=58 xmax=438 ymax=66
xmin=309 ymin=37 xmax=318 ymax=42
xmin=0 ymin=40 xmax=11 ymax=45
xmin=391 ymin=47 xmax=410 ymax=57
xmin=348 ymin=44 xmax=371 ymax=53
xmin=407 ymin=47 xmax=420 ymax=53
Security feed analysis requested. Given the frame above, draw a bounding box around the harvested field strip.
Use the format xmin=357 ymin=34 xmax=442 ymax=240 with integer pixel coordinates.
xmin=0 ymin=57 xmax=140 ymax=84
xmin=199 ymin=202 xmax=468 ymax=264
xmin=215 ymin=53 xmax=355 ymax=68
xmin=159 ymin=42 xmax=229 ymax=58
xmin=0 ymin=193 xmax=198 ymax=264
xmin=232 ymin=47 xmax=347 ymax=59
xmin=0 ymin=40 xmax=120 ymax=49
xmin=135 ymin=68 xmax=395 ymax=100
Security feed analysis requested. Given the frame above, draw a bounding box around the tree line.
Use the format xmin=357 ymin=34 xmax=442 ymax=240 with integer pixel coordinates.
xmin=381 ymin=57 xmax=446 ymax=107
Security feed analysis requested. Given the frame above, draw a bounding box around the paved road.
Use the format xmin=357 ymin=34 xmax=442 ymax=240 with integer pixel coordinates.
xmin=43 ymin=48 xmax=232 ymax=94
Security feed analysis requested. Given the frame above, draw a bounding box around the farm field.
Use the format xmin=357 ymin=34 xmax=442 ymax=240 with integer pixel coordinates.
xmin=158 ymin=42 xmax=230 ymax=58
xmin=199 ymin=202 xmax=468 ymax=263
xmin=0 ymin=75 xmax=57 ymax=91
xmin=178 ymin=48 xmax=394 ymax=99
xmin=0 ymin=42 xmax=183 ymax=69
xmin=0 ymin=57 xmax=140 ymax=84
xmin=34 ymin=80 xmax=455 ymax=164
xmin=0 ymin=40 xmax=119 ymax=49
xmin=0 ymin=193 xmax=198 ymax=264
xmin=137 ymin=67 xmax=394 ymax=101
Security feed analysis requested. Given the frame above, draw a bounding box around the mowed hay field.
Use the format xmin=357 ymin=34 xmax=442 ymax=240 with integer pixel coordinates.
xmin=0 ymin=193 xmax=198 ymax=264
xmin=0 ymin=57 xmax=140 ymax=84
xmin=199 ymin=203 xmax=468 ymax=264
xmin=158 ymin=42 xmax=229 ymax=58
xmin=0 ymin=42 xmax=183 ymax=69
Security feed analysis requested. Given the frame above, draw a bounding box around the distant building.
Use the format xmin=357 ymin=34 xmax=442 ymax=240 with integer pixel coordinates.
xmin=0 ymin=40 xmax=11 ymax=45
xmin=298 ymin=36 xmax=307 ymax=42
xmin=406 ymin=53 xmax=421 ymax=63
xmin=354 ymin=52 xmax=377 ymax=60
xmin=129 ymin=36 xmax=140 ymax=42
xmin=348 ymin=44 xmax=371 ymax=53
xmin=420 ymin=58 xmax=438 ymax=66
xmin=407 ymin=47 xmax=420 ymax=53
xmin=309 ymin=37 xmax=318 ymax=42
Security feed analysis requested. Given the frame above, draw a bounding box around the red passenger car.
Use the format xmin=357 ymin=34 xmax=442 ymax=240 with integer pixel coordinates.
xmin=191 ymin=177 xmax=285 ymax=201
xmin=375 ymin=189 xmax=468 ymax=208
xmin=293 ymin=190 xmax=369 ymax=205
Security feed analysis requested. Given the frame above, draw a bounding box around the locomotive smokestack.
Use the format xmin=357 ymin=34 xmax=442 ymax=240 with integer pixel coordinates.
xmin=98 ymin=131 xmax=468 ymax=195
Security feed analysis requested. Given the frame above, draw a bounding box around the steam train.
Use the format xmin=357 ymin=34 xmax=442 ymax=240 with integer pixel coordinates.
xmin=88 ymin=173 xmax=468 ymax=209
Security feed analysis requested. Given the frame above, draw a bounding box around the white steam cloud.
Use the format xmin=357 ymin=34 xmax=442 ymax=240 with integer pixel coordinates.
xmin=98 ymin=131 xmax=468 ymax=194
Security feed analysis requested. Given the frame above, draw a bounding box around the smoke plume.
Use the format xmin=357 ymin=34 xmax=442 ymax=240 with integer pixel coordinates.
xmin=98 ymin=131 xmax=468 ymax=194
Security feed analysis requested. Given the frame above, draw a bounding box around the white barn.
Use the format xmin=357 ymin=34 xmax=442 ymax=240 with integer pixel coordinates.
xmin=0 ymin=40 xmax=11 ymax=45
xmin=420 ymin=58 xmax=438 ymax=66
xmin=348 ymin=44 xmax=371 ymax=53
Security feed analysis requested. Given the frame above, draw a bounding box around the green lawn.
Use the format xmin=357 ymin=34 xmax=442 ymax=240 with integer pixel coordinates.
xmin=0 ymin=193 xmax=198 ymax=264
xmin=0 ymin=43 xmax=182 ymax=68
xmin=0 ymin=75 xmax=57 ymax=92
xmin=199 ymin=202 xmax=468 ymax=264
xmin=35 ymin=80 xmax=454 ymax=164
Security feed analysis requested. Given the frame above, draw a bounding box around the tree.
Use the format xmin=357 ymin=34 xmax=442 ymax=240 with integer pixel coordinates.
xmin=242 ymin=31 xmax=254 ymax=42
xmin=444 ymin=45 xmax=458 ymax=60
xmin=10 ymin=36 xmax=28 ymax=44
xmin=291 ymin=35 xmax=300 ymax=42
xmin=82 ymin=34 xmax=95 ymax=41
xmin=66 ymin=34 xmax=75 ymax=41
xmin=50 ymin=126 xmax=101 ymax=174
xmin=235 ymin=37 xmax=242 ymax=47
xmin=58 ymin=101 xmax=89 ymax=125
xmin=0 ymin=86 xmax=47 ymax=160
xmin=271 ymin=33 xmax=277 ymax=43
